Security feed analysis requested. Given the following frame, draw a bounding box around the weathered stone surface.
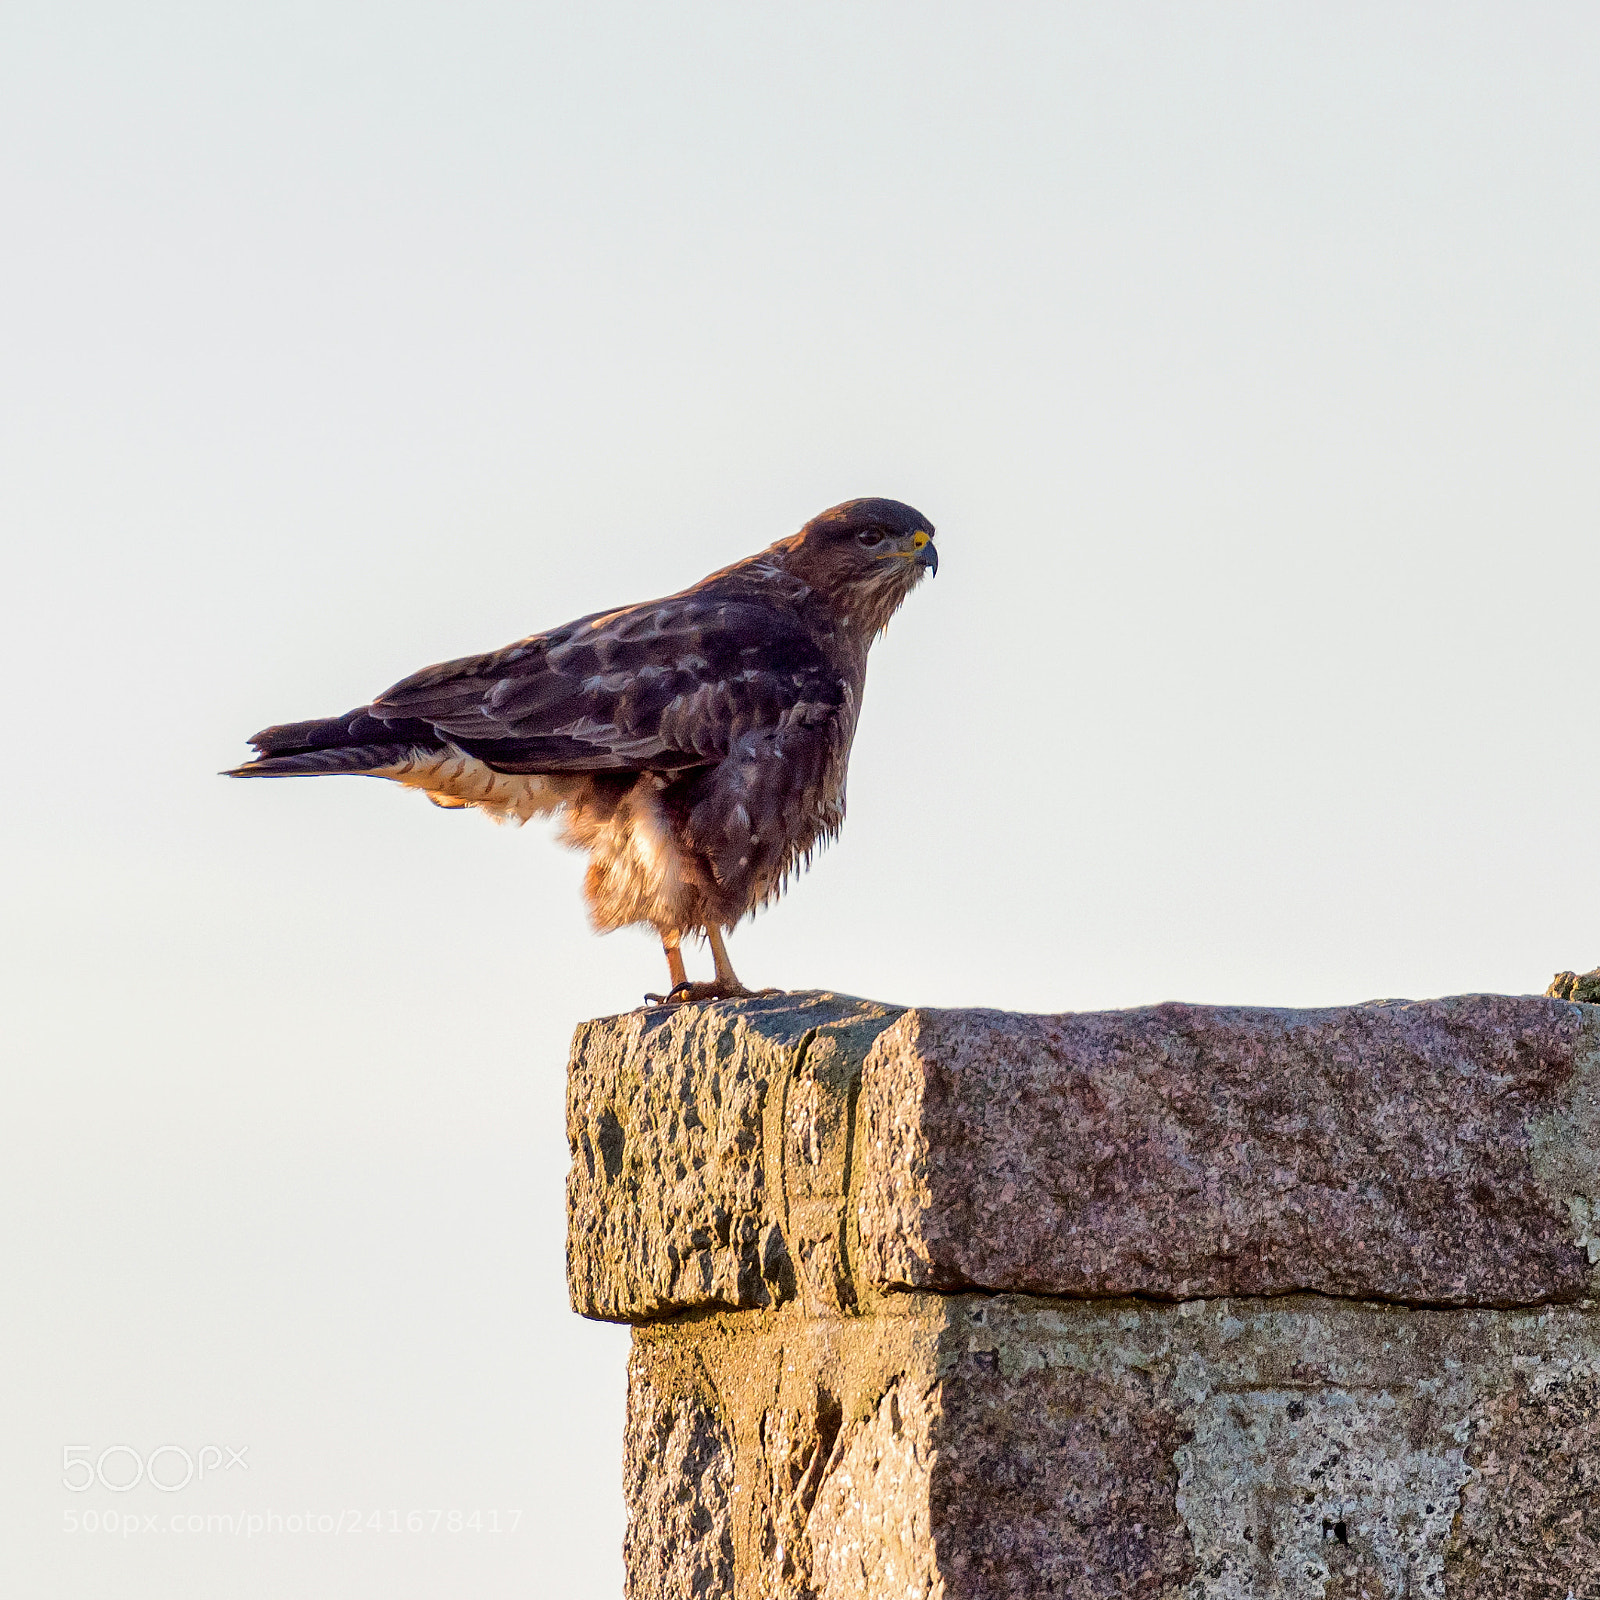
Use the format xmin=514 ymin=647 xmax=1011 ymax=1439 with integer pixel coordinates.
xmin=809 ymin=1378 xmax=941 ymax=1598
xmin=931 ymin=1354 xmax=1195 ymax=1596
xmin=1445 ymin=1360 xmax=1600 ymax=1596
xmin=570 ymin=994 xmax=1600 ymax=1322
xmin=624 ymin=1295 xmax=947 ymax=1600
xmin=622 ymin=1294 xmax=1600 ymax=1600
xmin=858 ymin=996 xmax=1600 ymax=1306
xmin=566 ymin=993 xmax=901 ymax=1321
xmin=623 ymin=1360 xmax=736 ymax=1600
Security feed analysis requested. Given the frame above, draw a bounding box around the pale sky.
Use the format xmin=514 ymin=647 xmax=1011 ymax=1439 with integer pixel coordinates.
xmin=5 ymin=4 xmax=1599 ymax=1595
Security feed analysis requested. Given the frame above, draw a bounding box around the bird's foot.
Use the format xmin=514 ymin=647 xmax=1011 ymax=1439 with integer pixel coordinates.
xmin=643 ymin=981 xmax=785 ymax=1007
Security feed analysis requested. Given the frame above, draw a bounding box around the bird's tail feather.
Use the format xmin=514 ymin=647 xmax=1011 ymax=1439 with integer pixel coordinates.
xmin=225 ymin=744 xmax=423 ymax=778
xmin=224 ymin=708 xmax=445 ymax=779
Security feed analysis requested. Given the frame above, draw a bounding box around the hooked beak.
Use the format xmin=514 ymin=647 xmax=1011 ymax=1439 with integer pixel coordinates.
xmin=879 ymin=528 xmax=939 ymax=575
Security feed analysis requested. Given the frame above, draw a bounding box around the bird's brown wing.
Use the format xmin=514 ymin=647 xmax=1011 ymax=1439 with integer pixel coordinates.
xmin=369 ymin=593 xmax=848 ymax=777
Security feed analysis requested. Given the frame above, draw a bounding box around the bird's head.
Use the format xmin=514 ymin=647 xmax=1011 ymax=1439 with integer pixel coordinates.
xmin=780 ymin=498 xmax=938 ymax=638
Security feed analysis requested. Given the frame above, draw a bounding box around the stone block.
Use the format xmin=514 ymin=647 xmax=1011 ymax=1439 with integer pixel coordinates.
xmin=623 ymin=1294 xmax=1600 ymax=1600
xmin=859 ymin=996 xmax=1600 ymax=1305
xmin=569 ymin=994 xmax=1600 ymax=1320
xmin=566 ymin=993 xmax=902 ymax=1321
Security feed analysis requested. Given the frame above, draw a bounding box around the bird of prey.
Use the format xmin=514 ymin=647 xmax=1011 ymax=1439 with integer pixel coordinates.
xmin=227 ymin=497 xmax=938 ymax=1002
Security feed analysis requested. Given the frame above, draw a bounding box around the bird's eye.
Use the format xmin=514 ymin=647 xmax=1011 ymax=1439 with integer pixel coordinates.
xmin=856 ymin=529 xmax=885 ymax=547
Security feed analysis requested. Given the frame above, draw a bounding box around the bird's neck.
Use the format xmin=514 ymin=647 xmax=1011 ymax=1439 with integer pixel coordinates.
xmin=754 ymin=546 xmax=911 ymax=653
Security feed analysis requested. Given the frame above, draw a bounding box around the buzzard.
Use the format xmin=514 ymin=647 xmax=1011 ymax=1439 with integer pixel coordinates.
xmin=228 ymin=497 xmax=938 ymax=1002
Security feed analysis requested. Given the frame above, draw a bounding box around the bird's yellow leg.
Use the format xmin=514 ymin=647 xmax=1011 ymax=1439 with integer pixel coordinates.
xmin=705 ymin=927 xmax=782 ymax=999
xmin=662 ymin=930 xmax=688 ymax=991
xmin=645 ymin=927 xmax=780 ymax=1006
xmin=642 ymin=930 xmax=692 ymax=1006
xmin=706 ymin=926 xmax=745 ymax=993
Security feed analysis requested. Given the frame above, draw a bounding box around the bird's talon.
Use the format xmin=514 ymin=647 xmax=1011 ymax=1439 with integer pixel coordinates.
xmin=643 ymin=981 xmax=699 ymax=1006
xmin=643 ymin=979 xmax=784 ymax=1006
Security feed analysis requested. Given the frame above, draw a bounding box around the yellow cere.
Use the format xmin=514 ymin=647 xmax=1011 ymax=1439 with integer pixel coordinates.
xmin=878 ymin=530 xmax=932 ymax=560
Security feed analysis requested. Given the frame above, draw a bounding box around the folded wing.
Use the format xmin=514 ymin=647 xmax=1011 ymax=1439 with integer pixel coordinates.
xmin=369 ymin=593 xmax=846 ymax=776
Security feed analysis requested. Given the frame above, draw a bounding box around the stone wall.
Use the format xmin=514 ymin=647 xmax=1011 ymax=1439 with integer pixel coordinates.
xmin=565 ymin=992 xmax=1600 ymax=1598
